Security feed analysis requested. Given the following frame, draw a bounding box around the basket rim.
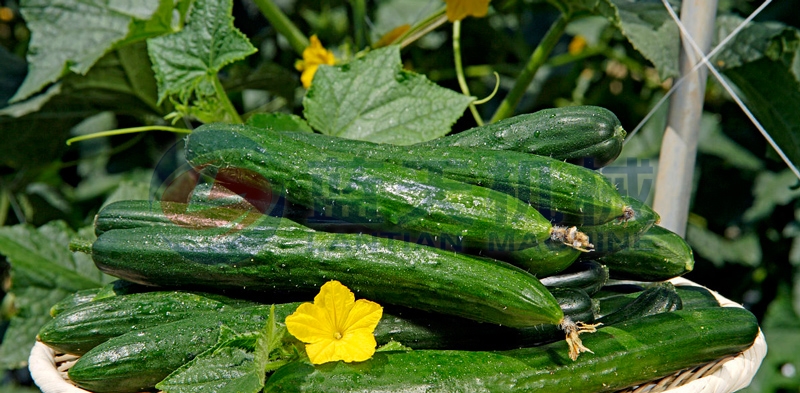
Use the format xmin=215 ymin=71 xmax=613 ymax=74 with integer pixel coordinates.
xmin=28 ymin=277 xmax=767 ymax=393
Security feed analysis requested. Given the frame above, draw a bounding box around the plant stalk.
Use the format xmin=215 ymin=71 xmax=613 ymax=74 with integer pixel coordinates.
xmin=351 ymin=0 xmax=367 ymax=50
xmin=252 ymin=0 xmax=309 ymax=55
xmin=213 ymin=76 xmax=244 ymax=124
xmin=452 ymin=21 xmax=482 ymax=126
xmin=490 ymin=13 xmax=570 ymax=123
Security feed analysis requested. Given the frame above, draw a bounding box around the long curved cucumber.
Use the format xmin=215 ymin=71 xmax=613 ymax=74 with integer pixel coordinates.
xmin=422 ymin=105 xmax=627 ymax=169
xmin=90 ymin=214 xmax=564 ymax=329
xmin=184 ymin=124 xmax=590 ymax=252
xmin=263 ymin=307 xmax=759 ymax=393
xmin=279 ymin=130 xmax=631 ymax=225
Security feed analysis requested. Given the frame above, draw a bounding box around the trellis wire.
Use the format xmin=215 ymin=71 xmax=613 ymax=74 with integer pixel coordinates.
xmin=624 ymin=0 xmax=799 ymax=181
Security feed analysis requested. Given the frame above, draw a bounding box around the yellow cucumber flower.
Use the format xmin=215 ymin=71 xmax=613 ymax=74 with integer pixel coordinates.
xmin=443 ymin=0 xmax=491 ymax=22
xmin=295 ymin=35 xmax=336 ymax=88
xmin=285 ymin=280 xmax=383 ymax=364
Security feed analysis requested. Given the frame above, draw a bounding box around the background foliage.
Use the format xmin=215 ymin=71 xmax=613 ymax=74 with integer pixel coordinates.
xmin=1 ymin=0 xmax=800 ymax=391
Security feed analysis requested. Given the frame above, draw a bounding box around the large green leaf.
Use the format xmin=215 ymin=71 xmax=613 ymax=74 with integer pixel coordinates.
xmin=147 ymin=0 xmax=257 ymax=105
xmin=0 ymin=221 xmax=111 ymax=370
xmin=303 ymin=46 xmax=473 ymax=145
xmin=11 ymin=0 xmax=177 ymax=103
xmin=157 ymin=306 xmax=286 ymax=393
xmin=0 ymin=287 xmax=70 ymax=369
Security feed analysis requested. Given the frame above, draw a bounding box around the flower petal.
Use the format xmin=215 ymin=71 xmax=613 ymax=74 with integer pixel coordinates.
xmin=444 ymin=0 xmax=490 ymax=22
xmin=338 ymin=330 xmax=378 ymax=362
xmin=315 ymin=280 xmax=356 ymax=330
xmin=342 ymin=299 xmax=383 ymax=333
xmin=285 ymin=302 xmax=335 ymax=343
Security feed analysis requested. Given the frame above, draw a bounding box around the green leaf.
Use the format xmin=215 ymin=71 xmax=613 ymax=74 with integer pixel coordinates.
xmin=147 ymin=0 xmax=257 ymax=105
xmin=11 ymin=0 xmax=175 ymax=103
xmin=157 ymin=323 xmax=274 ymax=393
xmin=375 ymin=340 xmax=412 ymax=352
xmin=723 ymin=58 xmax=800 ymax=173
xmin=696 ymin=113 xmax=764 ymax=172
xmin=303 ymin=46 xmax=473 ymax=145
xmin=685 ymin=222 xmax=762 ymax=268
xmin=743 ymin=169 xmax=800 ymax=223
xmin=612 ymin=0 xmax=680 ymax=80
xmin=554 ymin=0 xmax=680 ymax=80
xmin=0 ymin=221 xmax=106 ymax=291
xmin=0 ymin=287 xmax=70 ymax=369
xmin=246 ymin=113 xmax=314 ymax=133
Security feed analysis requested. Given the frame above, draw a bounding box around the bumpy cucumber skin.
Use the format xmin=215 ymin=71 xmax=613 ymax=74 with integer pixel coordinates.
xmin=283 ymin=130 xmax=629 ymax=225
xmin=485 ymin=240 xmax=581 ymax=277
xmin=38 ymin=291 xmax=232 ymax=355
xmin=263 ymin=307 xmax=759 ymax=393
xmin=49 ymin=288 xmax=100 ymax=317
xmin=579 ymin=196 xmax=661 ymax=256
xmin=65 ymin=290 xmax=586 ymax=393
xmin=91 ymin=216 xmax=564 ymax=328
xmin=184 ymin=124 xmax=553 ymax=252
xmin=539 ymin=260 xmax=609 ymax=295
xmin=599 ymin=225 xmax=695 ymax=281
xmin=68 ymin=305 xmax=287 ymax=393
xmin=422 ymin=105 xmax=626 ymax=169
xmin=595 ymin=285 xmax=719 ymax=318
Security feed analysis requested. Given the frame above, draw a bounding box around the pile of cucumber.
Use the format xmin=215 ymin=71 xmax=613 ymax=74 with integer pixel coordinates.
xmin=39 ymin=106 xmax=759 ymax=393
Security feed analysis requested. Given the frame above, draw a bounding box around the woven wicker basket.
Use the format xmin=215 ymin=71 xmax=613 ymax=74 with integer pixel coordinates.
xmin=28 ymin=277 xmax=767 ymax=393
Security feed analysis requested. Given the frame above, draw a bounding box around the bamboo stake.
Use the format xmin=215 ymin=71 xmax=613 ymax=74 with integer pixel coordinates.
xmin=652 ymin=0 xmax=718 ymax=237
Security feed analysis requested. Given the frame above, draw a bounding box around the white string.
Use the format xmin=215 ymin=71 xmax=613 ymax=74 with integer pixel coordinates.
xmin=625 ymin=0 xmax=773 ymax=142
xmin=655 ymin=0 xmax=800 ymax=180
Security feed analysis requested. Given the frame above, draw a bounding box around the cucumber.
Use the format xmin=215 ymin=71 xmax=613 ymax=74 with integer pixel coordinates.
xmin=595 ymin=285 xmax=719 ymax=318
xmin=66 ymin=290 xmax=589 ymax=393
xmin=280 ymin=130 xmax=631 ymax=225
xmin=38 ymin=291 xmax=237 ymax=355
xmin=579 ymin=195 xmax=660 ymax=256
xmin=484 ymin=239 xmax=581 ymax=277
xmin=90 ymin=215 xmax=565 ymax=329
xmin=68 ymin=305 xmax=284 ymax=393
xmin=598 ymin=225 xmax=694 ymax=281
xmin=263 ymin=307 xmax=759 ymax=393
xmin=539 ymin=260 xmax=609 ymax=295
xmin=49 ymin=288 xmax=100 ymax=317
xmin=184 ymin=123 xmax=592 ymax=252
xmin=378 ymin=287 xmax=597 ymax=351
xmin=595 ymin=282 xmax=682 ymax=325
xmin=97 ymin=199 xmax=582 ymax=276
xmin=422 ymin=105 xmax=626 ymax=169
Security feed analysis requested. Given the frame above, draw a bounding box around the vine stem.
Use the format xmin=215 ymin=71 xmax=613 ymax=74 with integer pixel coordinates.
xmin=252 ymin=0 xmax=309 ymax=56
xmin=394 ymin=7 xmax=447 ymax=49
xmin=453 ymin=21 xmax=483 ymax=126
xmin=489 ymin=13 xmax=570 ymax=123
xmin=351 ymin=0 xmax=367 ymax=50
xmin=65 ymin=126 xmax=191 ymax=146
xmin=213 ymin=76 xmax=243 ymax=124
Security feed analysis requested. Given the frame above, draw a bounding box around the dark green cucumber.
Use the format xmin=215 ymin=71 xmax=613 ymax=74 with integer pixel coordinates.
xmin=67 ymin=290 xmax=590 ymax=393
xmin=579 ymin=195 xmax=660 ymax=256
xmin=595 ymin=282 xmax=682 ymax=325
xmin=484 ymin=239 xmax=581 ymax=277
xmin=49 ymin=288 xmax=101 ymax=317
xmin=539 ymin=260 xmax=609 ymax=295
xmin=38 ymin=291 xmax=237 ymax=355
xmin=184 ymin=124 xmax=592 ymax=252
xmin=263 ymin=307 xmax=759 ymax=393
xmin=68 ymin=305 xmax=286 ymax=393
xmin=378 ymin=287 xmax=596 ymax=351
xmin=280 ymin=130 xmax=631 ymax=225
xmin=599 ymin=224 xmax=694 ymax=281
xmin=91 ymin=214 xmax=564 ymax=328
xmin=595 ymin=285 xmax=719 ymax=318
xmin=97 ymin=200 xmax=582 ymax=276
xmin=422 ymin=105 xmax=626 ymax=169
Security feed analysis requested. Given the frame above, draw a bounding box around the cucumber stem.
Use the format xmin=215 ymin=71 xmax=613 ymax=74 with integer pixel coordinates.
xmin=560 ymin=317 xmax=602 ymax=361
xmin=251 ymin=0 xmax=309 ymax=56
xmin=490 ymin=12 xmax=570 ymax=123
xmin=452 ymin=20 xmax=483 ymax=126
xmin=70 ymin=239 xmax=93 ymax=254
